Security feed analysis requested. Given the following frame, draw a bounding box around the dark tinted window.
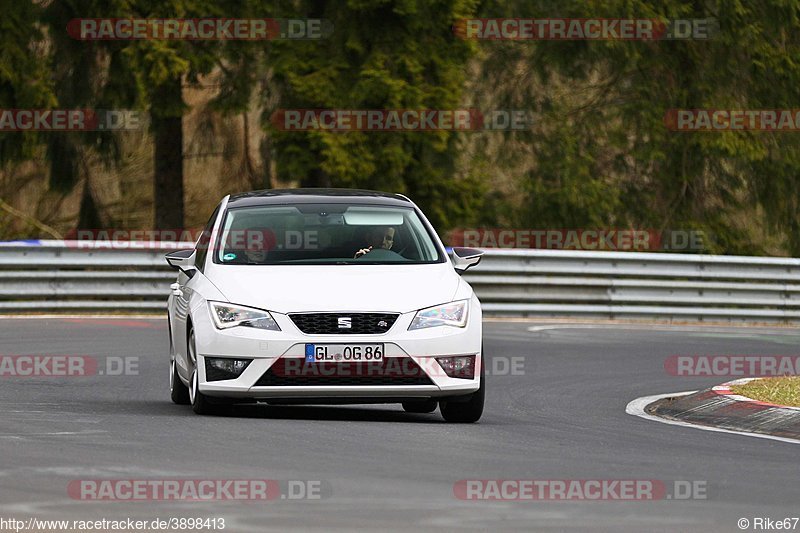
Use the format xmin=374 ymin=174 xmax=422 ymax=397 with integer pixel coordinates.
xmin=194 ymin=204 xmax=220 ymax=272
xmin=212 ymin=203 xmax=443 ymax=265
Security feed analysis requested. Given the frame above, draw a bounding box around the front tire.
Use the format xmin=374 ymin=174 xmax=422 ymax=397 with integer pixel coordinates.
xmin=170 ymin=358 xmax=190 ymax=405
xmin=188 ymin=328 xmax=215 ymax=415
xmin=439 ymin=357 xmax=485 ymax=423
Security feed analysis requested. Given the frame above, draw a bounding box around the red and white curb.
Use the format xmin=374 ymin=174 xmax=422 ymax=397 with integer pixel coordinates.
xmin=626 ymin=382 xmax=800 ymax=445
xmin=711 ymin=377 xmax=800 ymax=411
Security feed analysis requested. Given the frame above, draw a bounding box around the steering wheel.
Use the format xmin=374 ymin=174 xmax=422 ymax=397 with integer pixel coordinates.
xmin=354 ymin=248 xmax=405 ymax=260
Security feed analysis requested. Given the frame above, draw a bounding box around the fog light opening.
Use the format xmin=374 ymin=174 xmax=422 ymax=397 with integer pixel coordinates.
xmin=205 ymin=357 xmax=252 ymax=381
xmin=435 ymin=355 xmax=475 ymax=379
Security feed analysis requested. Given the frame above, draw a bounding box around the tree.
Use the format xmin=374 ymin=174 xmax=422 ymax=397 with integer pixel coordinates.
xmin=40 ymin=0 xmax=137 ymax=231
xmin=40 ymin=0 xmax=269 ymax=231
xmin=470 ymin=0 xmax=800 ymax=255
xmin=266 ymin=0 xmax=485 ymax=230
xmin=0 ymin=0 xmax=56 ymax=162
xmin=0 ymin=0 xmax=57 ymax=237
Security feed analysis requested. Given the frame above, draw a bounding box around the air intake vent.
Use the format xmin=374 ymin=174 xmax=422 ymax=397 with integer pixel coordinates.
xmin=289 ymin=313 xmax=398 ymax=334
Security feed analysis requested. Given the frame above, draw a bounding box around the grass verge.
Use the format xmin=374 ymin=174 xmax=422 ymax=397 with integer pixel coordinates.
xmin=730 ymin=377 xmax=800 ymax=408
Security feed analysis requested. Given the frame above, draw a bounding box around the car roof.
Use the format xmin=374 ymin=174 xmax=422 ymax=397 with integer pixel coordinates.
xmin=226 ymin=188 xmax=413 ymax=208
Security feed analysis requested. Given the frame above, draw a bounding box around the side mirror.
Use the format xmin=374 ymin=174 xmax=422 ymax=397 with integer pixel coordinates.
xmin=451 ymin=247 xmax=483 ymax=274
xmin=165 ymin=249 xmax=197 ymax=276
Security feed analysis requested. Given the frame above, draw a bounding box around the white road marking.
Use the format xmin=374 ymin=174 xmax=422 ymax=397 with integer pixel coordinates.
xmin=625 ymin=392 xmax=800 ymax=445
xmin=527 ymin=324 xmax=800 ymax=334
xmin=0 ymin=315 xmax=160 ymax=320
xmin=0 ymin=430 xmax=107 ymax=439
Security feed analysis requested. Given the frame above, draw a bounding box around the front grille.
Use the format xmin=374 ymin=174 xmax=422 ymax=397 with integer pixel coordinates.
xmin=255 ymin=358 xmax=434 ymax=386
xmin=289 ymin=313 xmax=398 ymax=334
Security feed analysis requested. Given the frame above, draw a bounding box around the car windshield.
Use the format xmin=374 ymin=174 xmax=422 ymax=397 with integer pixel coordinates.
xmin=213 ymin=203 xmax=443 ymax=265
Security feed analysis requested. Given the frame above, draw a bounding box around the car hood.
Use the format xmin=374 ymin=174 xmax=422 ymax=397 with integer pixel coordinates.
xmin=206 ymin=263 xmax=461 ymax=314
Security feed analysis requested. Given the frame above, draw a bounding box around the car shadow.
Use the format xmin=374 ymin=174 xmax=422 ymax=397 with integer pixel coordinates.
xmin=212 ymin=403 xmax=445 ymax=423
xmin=9 ymin=399 xmax=446 ymax=423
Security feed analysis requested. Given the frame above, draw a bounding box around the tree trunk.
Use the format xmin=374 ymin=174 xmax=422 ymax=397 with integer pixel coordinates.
xmin=241 ymin=112 xmax=258 ymax=189
xmin=47 ymin=135 xmax=80 ymax=192
xmin=151 ymin=76 xmax=184 ymax=230
xmin=302 ymin=167 xmax=331 ymax=188
xmin=77 ymin=179 xmax=102 ymax=229
xmin=259 ymin=135 xmax=274 ymax=189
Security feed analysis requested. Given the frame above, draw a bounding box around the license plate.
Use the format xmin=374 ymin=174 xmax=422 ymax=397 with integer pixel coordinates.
xmin=305 ymin=344 xmax=384 ymax=362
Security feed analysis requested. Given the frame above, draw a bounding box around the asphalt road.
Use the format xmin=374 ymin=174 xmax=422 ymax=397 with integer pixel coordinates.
xmin=0 ymin=318 xmax=799 ymax=532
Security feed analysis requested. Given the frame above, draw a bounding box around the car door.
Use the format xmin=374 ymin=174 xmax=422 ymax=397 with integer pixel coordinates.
xmin=171 ymin=202 xmax=222 ymax=379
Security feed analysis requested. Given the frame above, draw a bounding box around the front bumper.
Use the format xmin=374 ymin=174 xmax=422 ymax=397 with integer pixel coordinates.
xmin=191 ymin=300 xmax=482 ymax=401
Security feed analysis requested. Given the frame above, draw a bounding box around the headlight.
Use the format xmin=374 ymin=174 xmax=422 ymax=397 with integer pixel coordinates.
xmin=408 ymin=300 xmax=469 ymax=330
xmin=209 ymin=301 xmax=281 ymax=331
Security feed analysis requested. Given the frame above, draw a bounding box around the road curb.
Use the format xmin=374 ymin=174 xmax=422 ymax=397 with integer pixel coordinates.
xmin=645 ymin=379 xmax=800 ymax=441
xmin=710 ymin=378 xmax=800 ymax=411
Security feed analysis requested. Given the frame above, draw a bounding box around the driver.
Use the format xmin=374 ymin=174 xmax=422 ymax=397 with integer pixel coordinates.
xmin=242 ymin=227 xmax=273 ymax=264
xmin=354 ymin=226 xmax=395 ymax=258
xmin=244 ymin=247 xmax=268 ymax=264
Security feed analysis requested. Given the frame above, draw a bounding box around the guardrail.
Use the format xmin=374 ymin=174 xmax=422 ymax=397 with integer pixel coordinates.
xmin=2 ymin=241 xmax=800 ymax=322
xmin=464 ymin=249 xmax=800 ymax=322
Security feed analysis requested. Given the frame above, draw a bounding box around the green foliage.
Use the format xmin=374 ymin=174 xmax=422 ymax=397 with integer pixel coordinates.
xmin=475 ymin=0 xmax=800 ymax=255
xmin=3 ymin=0 xmax=800 ymax=254
xmin=267 ymin=0 xmax=484 ymax=229
xmin=0 ymin=0 xmax=56 ymax=162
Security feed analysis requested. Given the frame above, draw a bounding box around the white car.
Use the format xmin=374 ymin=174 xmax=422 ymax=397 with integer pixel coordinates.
xmin=166 ymin=189 xmax=485 ymax=422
